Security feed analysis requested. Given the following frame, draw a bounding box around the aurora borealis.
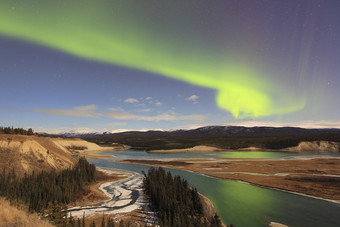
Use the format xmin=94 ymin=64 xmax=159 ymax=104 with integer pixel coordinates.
xmin=1 ymin=0 xmax=340 ymax=132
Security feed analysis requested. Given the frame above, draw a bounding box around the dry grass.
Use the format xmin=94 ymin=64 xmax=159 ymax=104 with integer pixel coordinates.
xmin=0 ymin=198 xmax=53 ymax=227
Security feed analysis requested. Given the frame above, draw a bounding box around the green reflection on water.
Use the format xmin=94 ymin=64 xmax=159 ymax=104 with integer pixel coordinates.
xmin=91 ymin=151 xmax=340 ymax=227
xmin=202 ymin=178 xmax=279 ymax=226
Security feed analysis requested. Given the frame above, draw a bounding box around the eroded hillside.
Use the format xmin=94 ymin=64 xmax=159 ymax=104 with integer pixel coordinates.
xmin=0 ymin=135 xmax=109 ymax=177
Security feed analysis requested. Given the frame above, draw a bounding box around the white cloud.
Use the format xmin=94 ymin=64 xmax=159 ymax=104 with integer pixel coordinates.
xmin=155 ymin=102 xmax=163 ymax=106
xmin=32 ymin=104 xmax=100 ymax=118
xmin=124 ymin=98 xmax=139 ymax=104
xmin=31 ymin=103 xmax=206 ymax=123
xmin=233 ymin=120 xmax=340 ymax=129
xmin=145 ymin=97 xmax=153 ymax=100
xmin=186 ymin=95 xmax=199 ymax=104
xmin=103 ymin=110 xmax=137 ymax=120
xmin=104 ymin=110 xmax=206 ymax=122
xmin=138 ymin=108 xmax=152 ymax=113
xmin=108 ymin=107 xmax=124 ymax=112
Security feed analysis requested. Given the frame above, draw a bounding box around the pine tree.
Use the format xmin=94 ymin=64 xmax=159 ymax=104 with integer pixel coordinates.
xmin=77 ymin=218 xmax=81 ymax=227
xmin=82 ymin=213 xmax=86 ymax=227
xmin=101 ymin=214 xmax=105 ymax=227
xmin=27 ymin=128 xmax=34 ymax=135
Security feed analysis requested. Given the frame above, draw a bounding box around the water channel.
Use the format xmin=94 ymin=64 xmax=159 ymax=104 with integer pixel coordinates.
xmin=88 ymin=150 xmax=340 ymax=227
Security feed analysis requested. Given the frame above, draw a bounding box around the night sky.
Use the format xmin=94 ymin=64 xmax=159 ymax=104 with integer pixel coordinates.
xmin=1 ymin=0 xmax=340 ymax=133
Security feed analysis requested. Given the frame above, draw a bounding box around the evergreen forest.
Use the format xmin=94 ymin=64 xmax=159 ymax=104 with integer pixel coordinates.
xmin=143 ymin=167 xmax=223 ymax=227
xmin=0 ymin=126 xmax=34 ymax=135
xmin=0 ymin=158 xmax=95 ymax=224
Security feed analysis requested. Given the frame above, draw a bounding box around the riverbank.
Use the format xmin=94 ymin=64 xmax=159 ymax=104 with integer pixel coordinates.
xmin=149 ymin=145 xmax=277 ymax=152
xmin=79 ymin=154 xmax=116 ymax=159
xmin=119 ymin=158 xmax=340 ymax=201
xmin=148 ymin=141 xmax=340 ymax=152
xmin=69 ymin=168 xmax=129 ymax=207
xmin=149 ymin=145 xmax=225 ymax=152
xmin=70 ymin=167 xmax=223 ymax=226
xmin=68 ymin=168 xmax=159 ymax=226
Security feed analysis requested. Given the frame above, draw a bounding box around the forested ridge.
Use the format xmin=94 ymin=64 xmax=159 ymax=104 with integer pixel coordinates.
xmin=0 ymin=157 xmax=97 ymax=226
xmin=0 ymin=126 xmax=35 ymax=135
xmin=85 ymin=133 xmax=340 ymax=151
xmin=143 ymin=167 xmax=226 ymax=227
xmin=0 ymin=157 xmax=147 ymax=226
xmin=0 ymin=157 xmax=95 ymax=212
xmin=83 ymin=126 xmax=340 ymax=151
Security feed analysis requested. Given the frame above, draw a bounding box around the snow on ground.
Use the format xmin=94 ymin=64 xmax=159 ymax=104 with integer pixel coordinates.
xmin=68 ymin=169 xmax=145 ymax=217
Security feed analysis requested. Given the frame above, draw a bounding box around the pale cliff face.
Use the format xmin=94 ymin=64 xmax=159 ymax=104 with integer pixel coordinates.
xmin=0 ymin=135 xmax=84 ymax=176
xmin=285 ymin=141 xmax=340 ymax=152
xmin=52 ymin=138 xmax=107 ymax=153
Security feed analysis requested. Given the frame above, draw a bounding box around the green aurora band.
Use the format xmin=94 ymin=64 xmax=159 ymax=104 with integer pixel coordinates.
xmin=0 ymin=0 xmax=305 ymax=118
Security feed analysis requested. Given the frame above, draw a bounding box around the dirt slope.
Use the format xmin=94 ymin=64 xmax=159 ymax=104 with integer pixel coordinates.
xmin=0 ymin=198 xmax=53 ymax=227
xmin=52 ymin=137 xmax=113 ymax=154
xmin=285 ymin=141 xmax=340 ymax=152
xmin=0 ymin=135 xmax=105 ymax=176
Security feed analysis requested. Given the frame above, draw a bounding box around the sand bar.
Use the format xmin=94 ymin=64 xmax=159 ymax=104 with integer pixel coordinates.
xmin=120 ymin=158 xmax=340 ymax=201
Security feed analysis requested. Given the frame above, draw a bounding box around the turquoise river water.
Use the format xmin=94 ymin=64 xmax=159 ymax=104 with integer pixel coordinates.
xmin=88 ymin=150 xmax=340 ymax=227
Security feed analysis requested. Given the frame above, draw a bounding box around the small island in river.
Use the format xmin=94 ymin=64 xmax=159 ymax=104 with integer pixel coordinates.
xmin=120 ymin=157 xmax=340 ymax=202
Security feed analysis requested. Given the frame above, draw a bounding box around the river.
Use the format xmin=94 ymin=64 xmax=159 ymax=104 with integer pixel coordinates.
xmin=87 ymin=150 xmax=340 ymax=227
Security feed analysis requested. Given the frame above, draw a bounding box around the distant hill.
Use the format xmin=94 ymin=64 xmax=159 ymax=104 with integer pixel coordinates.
xmin=58 ymin=125 xmax=340 ymax=138
xmin=79 ymin=126 xmax=340 ymax=151
xmin=110 ymin=126 xmax=340 ymax=137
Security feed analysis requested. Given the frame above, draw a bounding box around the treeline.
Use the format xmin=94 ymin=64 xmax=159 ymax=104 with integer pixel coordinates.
xmin=0 ymin=126 xmax=34 ymax=135
xmin=143 ymin=167 xmax=224 ymax=227
xmin=0 ymin=156 xmax=141 ymax=226
xmin=0 ymin=157 xmax=95 ymax=213
xmin=85 ymin=132 xmax=340 ymax=151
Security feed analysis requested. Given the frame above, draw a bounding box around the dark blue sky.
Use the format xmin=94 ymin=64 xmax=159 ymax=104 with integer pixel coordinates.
xmin=1 ymin=0 xmax=340 ymax=133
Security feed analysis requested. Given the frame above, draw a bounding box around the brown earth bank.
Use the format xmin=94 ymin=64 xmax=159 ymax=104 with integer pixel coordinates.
xmin=0 ymin=134 xmax=119 ymax=177
xmin=147 ymin=141 xmax=340 ymax=152
xmin=71 ymin=169 xmax=221 ymax=226
xmin=149 ymin=145 xmax=225 ymax=153
xmin=0 ymin=135 xmax=144 ymax=225
xmin=69 ymin=169 xmax=129 ymax=207
xmin=67 ymin=169 xmax=157 ymax=226
xmin=0 ymin=197 xmax=53 ymax=227
xmin=0 ymin=134 xmax=76 ymax=176
xmin=0 ymin=135 xmax=222 ymax=226
xmin=79 ymin=154 xmax=116 ymax=159
xmin=79 ymin=209 xmax=155 ymax=227
xmin=0 ymin=168 xmax=145 ymax=227
xmin=120 ymin=158 xmax=340 ymax=201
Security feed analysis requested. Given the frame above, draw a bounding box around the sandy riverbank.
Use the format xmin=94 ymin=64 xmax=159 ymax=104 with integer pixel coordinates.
xmin=149 ymin=145 xmax=225 ymax=153
xmin=79 ymin=154 xmax=116 ymax=159
xmin=69 ymin=168 xmax=129 ymax=207
xmin=146 ymin=141 xmax=340 ymax=153
xmin=119 ymin=158 xmax=340 ymax=201
xmin=68 ymin=168 xmax=158 ymax=226
xmin=70 ymin=166 xmax=223 ymax=226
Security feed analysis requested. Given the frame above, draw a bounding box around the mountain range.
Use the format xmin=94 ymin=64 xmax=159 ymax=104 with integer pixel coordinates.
xmin=57 ymin=126 xmax=340 ymax=138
